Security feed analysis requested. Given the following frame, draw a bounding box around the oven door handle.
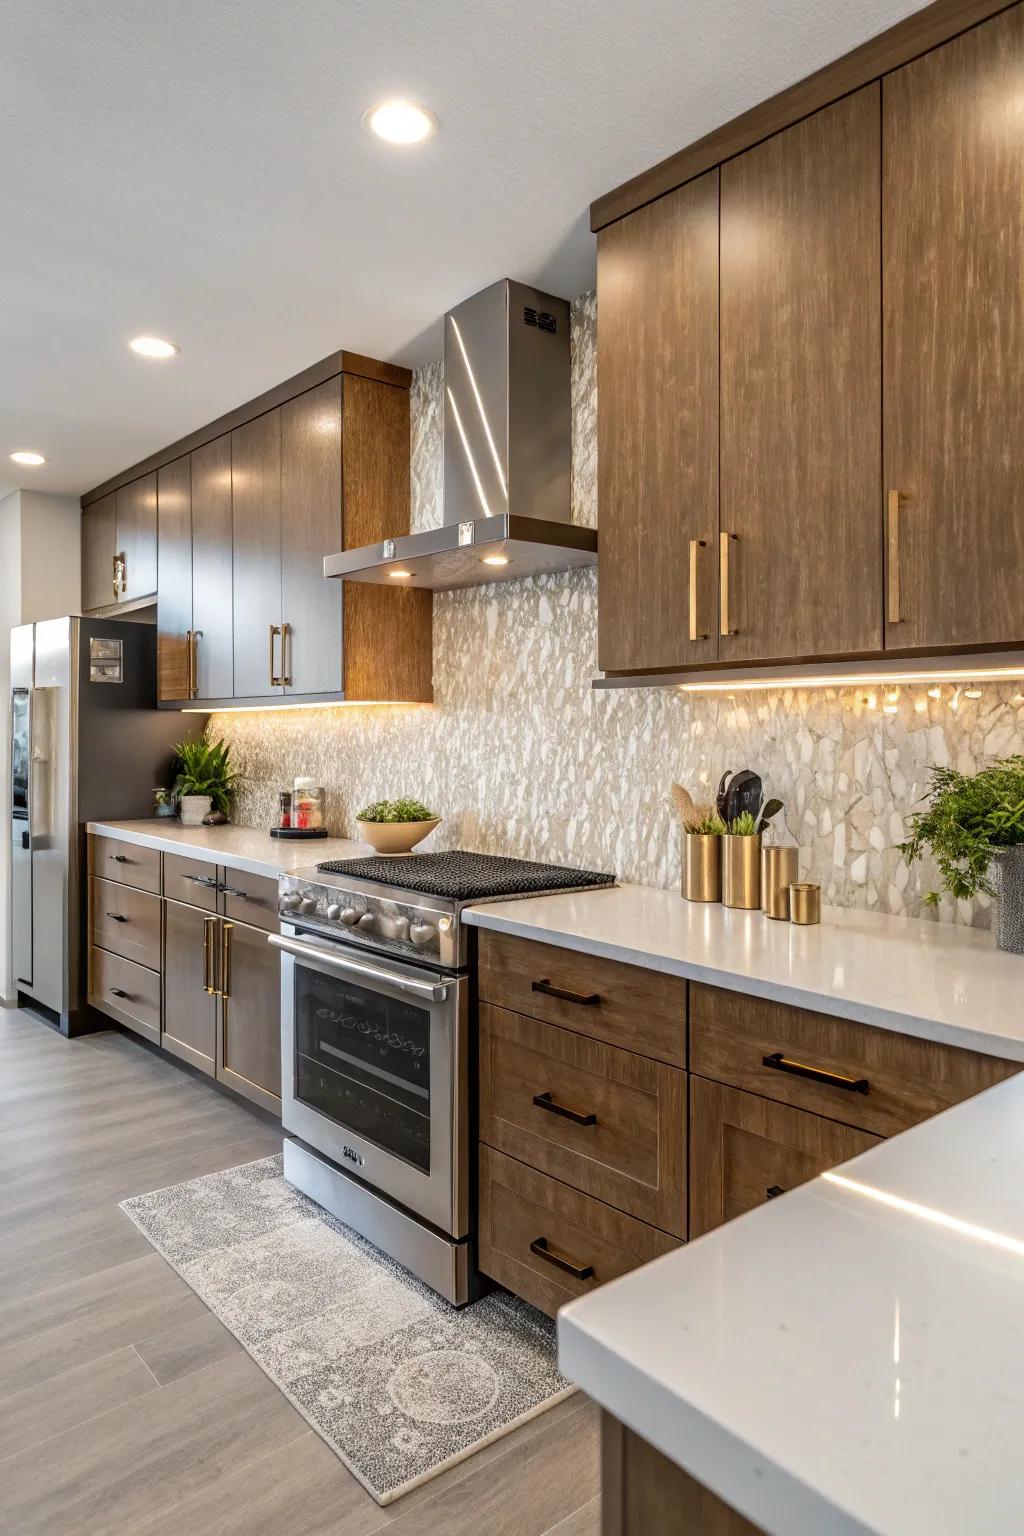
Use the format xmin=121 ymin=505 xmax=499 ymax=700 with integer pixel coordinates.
xmin=267 ymin=933 xmax=454 ymax=1003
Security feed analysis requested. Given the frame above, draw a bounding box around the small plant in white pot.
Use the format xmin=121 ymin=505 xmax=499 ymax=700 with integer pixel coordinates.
xmin=356 ymin=798 xmax=440 ymax=855
xmin=172 ymin=737 xmax=240 ymax=827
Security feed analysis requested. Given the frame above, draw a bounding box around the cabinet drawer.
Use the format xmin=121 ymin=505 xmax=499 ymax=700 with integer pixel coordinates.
xmin=91 ymin=878 xmax=161 ymax=970
xmin=88 ymin=948 xmax=161 ymax=1045
xmin=89 ymin=835 xmax=160 ymax=893
xmin=477 ymin=931 xmax=686 ymax=1067
xmin=690 ymin=1075 xmax=880 ymax=1238
xmin=163 ymin=852 xmax=220 ymax=911
xmin=478 ymin=1146 xmax=679 ymax=1319
xmin=690 ymin=983 xmax=1019 ymax=1138
xmin=219 ymin=866 xmax=279 ymax=933
xmin=480 ymin=1004 xmax=686 ymax=1237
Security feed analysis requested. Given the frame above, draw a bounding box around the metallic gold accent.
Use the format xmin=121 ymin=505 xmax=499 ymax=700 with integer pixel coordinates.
xmin=683 ymin=832 xmax=721 ymax=902
xmin=761 ymin=844 xmax=799 ymax=920
xmin=220 ymin=921 xmax=233 ymax=999
xmin=202 ymin=917 xmax=217 ymax=993
xmin=722 ymin=832 xmax=760 ymax=909
xmin=280 ymin=622 xmax=291 ymax=687
xmin=689 ymin=539 xmax=708 ymax=642
xmin=269 ymin=624 xmax=281 ymax=687
xmin=184 ymin=630 xmax=193 ymax=698
xmin=719 ymin=532 xmax=738 ymax=636
xmin=789 ymin=882 xmax=822 ymax=925
xmin=887 ymin=490 xmax=905 ymax=625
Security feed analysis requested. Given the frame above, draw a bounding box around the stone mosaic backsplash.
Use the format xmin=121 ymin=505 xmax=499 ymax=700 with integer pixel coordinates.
xmin=212 ymin=294 xmax=1024 ymax=927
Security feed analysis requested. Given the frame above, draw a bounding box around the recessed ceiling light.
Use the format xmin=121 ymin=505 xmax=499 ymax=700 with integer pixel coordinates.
xmin=363 ymin=100 xmax=438 ymax=145
xmin=10 ymin=450 xmax=46 ymax=466
xmin=129 ymin=336 xmax=178 ymax=360
xmin=388 ymin=569 xmax=413 ymax=580
xmin=481 ymin=554 xmax=510 ymax=567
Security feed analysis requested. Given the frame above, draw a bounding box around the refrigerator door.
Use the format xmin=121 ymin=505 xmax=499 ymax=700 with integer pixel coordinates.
xmin=26 ymin=618 xmax=73 ymax=1016
xmin=11 ymin=680 xmax=32 ymax=992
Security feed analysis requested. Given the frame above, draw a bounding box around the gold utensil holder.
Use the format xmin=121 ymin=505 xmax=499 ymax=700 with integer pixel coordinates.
xmin=722 ymin=834 xmax=761 ymax=909
xmin=790 ymin=883 xmax=822 ymax=925
xmin=761 ymin=845 xmax=799 ymax=920
xmin=684 ymin=833 xmax=722 ymax=902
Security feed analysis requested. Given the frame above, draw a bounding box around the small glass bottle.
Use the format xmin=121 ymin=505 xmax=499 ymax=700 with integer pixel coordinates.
xmin=293 ymin=778 xmax=324 ymax=831
xmin=278 ymin=790 xmax=292 ymax=830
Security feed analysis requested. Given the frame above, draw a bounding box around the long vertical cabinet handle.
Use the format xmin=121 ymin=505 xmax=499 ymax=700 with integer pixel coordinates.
xmin=720 ymin=532 xmax=738 ymax=636
xmin=269 ymin=624 xmax=281 ymax=688
xmin=279 ymin=622 xmax=291 ymax=687
xmin=185 ymin=630 xmax=194 ymax=699
xmin=203 ymin=917 xmax=218 ymax=995
xmin=190 ymin=629 xmax=201 ymax=700
xmin=220 ymin=922 xmax=233 ymax=999
xmin=887 ymin=490 xmax=904 ymax=625
xmin=688 ymin=540 xmax=708 ymax=642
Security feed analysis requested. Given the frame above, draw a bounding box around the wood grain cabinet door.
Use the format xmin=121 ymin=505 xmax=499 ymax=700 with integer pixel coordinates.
xmin=162 ymin=900 xmax=218 ymax=1076
xmin=281 ymin=379 xmax=342 ymax=695
xmin=218 ymin=918 xmax=282 ymax=1113
xmin=81 ymin=493 xmax=117 ymax=612
xmin=115 ymin=473 xmax=158 ymax=604
xmin=719 ymin=86 xmax=882 ymax=663
xmin=596 ymin=169 xmax=719 ymax=674
xmin=232 ymin=410 xmax=283 ymax=698
xmin=156 ymin=455 xmax=192 ymax=702
xmin=883 ymin=8 xmax=1024 ymax=650
xmin=689 ymin=1075 xmax=880 ymax=1238
xmin=191 ymin=433 xmax=234 ymax=701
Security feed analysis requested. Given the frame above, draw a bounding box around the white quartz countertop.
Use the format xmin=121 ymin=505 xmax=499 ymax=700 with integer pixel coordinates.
xmin=87 ymin=819 xmax=370 ymax=879
xmin=463 ymin=883 xmax=1024 ymax=1061
xmin=558 ymin=1069 xmax=1024 ymax=1536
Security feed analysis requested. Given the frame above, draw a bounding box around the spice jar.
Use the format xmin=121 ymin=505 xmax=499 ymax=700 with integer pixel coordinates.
xmin=293 ymin=778 xmax=324 ymax=831
xmin=277 ymin=790 xmax=292 ymax=830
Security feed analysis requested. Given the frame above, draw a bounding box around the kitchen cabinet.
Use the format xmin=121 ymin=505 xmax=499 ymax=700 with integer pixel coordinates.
xmin=81 ymin=492 xmax=116 ymax=612
xmin=602 ymin=1414 xmax=765 ymax=1536
xmin=232 ymin=410 xmax=283 ymax=700
xmin=163 ymin=897 xmax=219 ymax=1075
xmin=218 ymin=918 xmax=282 ymax=1112
xmin=281 ymin=378 xmax=342 ymax=696
xmin=882 ymin=5 xmax=1024 ymax=650
xmin=719 ymin=86 xmax=882 ymax=662
xmin=156 ymin=456 xmax=192 ymax=701
xmin=115 ymin=473 xmax=158 ymax=606
xmin=190 ymin=433 xmax=234 ymax=701
xmin=596 ymin=171 xmax=718 ymax=673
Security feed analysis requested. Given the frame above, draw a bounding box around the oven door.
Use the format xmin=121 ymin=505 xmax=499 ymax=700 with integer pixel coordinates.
xmin=271 ymin=927 xmax=468 ymax=1238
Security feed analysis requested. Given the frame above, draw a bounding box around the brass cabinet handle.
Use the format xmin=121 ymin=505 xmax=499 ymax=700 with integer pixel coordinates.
xmin=280 ymin=622 xmax=291 ymax=687
xmin=762 ymin=1051 xmax=869 ymax=1095
xmin=532 ymin=978 xmax=600 ymax=1007
xmin=190 ymin=629 xmax=201 ymax=699
xmin=184 ymin=630 xmax=192 ymax=697
xmin=269 ymin=623 xmax=282 ymax=687
xmin=221 ymin=921 xmax=233 ymax=1000
xmin=533 ymin=1090 xmax=597 ymax=1127
xmin=529 ymin=1236 xmax=594 ymax=1282
xmin=719 ymin=532 xmax=738 ymax=636
xmin=113 ymin=551 xmax=127 ymax=596
xmin=688 ymin=539 xmax=708 ymax=642
xmin=887 ymin=490 xmax=905 ymax=625
xmin=203 ymin=917 xmax=218 ymax=994
xmin=112 ymin=554 xmax=119 ymax=600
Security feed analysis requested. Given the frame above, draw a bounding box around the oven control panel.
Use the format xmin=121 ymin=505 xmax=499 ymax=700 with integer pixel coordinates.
xmin=277 ymin=874 xmax=459 ymax=968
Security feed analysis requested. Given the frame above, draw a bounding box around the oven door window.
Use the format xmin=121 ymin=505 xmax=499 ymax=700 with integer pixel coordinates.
xmin=294 ymin=964 xmax=431 ymax=1173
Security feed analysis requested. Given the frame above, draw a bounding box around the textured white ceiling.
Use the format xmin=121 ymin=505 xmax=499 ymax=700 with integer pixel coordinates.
xmin=0 ymin=0 xmax=922 ymax=498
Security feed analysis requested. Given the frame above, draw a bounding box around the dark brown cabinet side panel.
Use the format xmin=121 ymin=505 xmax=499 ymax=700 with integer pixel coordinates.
xmin=162 ymin=899 xmax=218 ymax=1075
xmin=281 ymin=378 xmax=342 ymax=696
xmin=719 ymin=85 xmax=882 ymax=663
xmin=883 ymin=7 xmax=1024 ymax=650
xmin=218 ymin=919 xmax=282 ymax=1113
xmin=157 ymin=455 xmax=192 ymax=702
xmin=191 ymin=433 xmax=234 ymax=701
xmin=115 ymin=473 xmax=158 ymax=604
xmin=81 ymin=492 xmax=116 ymax=612
xmin=231 ymin=410 xmax=282 ymax=698
xmin=597 ymin=169 xmax=719 ymax=673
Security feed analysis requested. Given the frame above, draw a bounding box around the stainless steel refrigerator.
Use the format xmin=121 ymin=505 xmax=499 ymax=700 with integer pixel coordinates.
xmin=10 ymin=616 xmax=197 ymax=1036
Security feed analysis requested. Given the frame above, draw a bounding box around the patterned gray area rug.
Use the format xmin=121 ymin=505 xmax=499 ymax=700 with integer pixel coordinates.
xmin=120 ymin=1156 xmax=574 ymax=1505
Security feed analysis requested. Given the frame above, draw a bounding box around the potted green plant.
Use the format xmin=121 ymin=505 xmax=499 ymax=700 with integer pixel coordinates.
xmin=899 ymin=756 xmax=1024 ymax=953
xmin=172 ymin=737 xmax=241 ymax=827
xmin=355 ymin=797 xmax=440 ymax=855
xmin=722 ymin=811 xmax=761 ymax=910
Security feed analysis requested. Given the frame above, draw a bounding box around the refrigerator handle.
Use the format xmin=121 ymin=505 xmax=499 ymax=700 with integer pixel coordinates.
xmin=27 ymin=687 xmax=55 ymax=840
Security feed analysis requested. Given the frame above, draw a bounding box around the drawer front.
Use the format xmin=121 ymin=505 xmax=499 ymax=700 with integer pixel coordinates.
xmin=690 ymin=983 xmax=1019 ymax=1138
xmin=219 ymin=866 xmax=279 ymax=933
xmin=690 ymin=1075 xmax=880 ymax=1238
xmin=90 ymin=877 xmax=161 ymax=970
xmin=89 ymin=834 xmax=160 ymax=893
xmin=89 ymin=947 xmax=161 ymax=1044
xmin=163 ymin=852 xmax=220 ymax=911
xmin=477 ymin=931 xmax=686 ymax=1067
xmin=480 ymin=1004 xmax=686 ymax=1237
xmin=478 ymin=1146 xmax=679 ymax=1319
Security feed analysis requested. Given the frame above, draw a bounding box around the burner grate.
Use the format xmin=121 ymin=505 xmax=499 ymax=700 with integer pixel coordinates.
xmin=316 ymin=849 xmax=615 ymax=903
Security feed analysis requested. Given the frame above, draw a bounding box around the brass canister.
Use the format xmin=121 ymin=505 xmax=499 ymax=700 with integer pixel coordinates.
xmin=761 ymin=845 xmax=799 ymax=920
xmin=722 ymin=834 xmax=761 ymax=909
xmin=683 ymin=833 xmax=722 ymax=902
xmin=790 ymin=882 xmax=822 ymax=925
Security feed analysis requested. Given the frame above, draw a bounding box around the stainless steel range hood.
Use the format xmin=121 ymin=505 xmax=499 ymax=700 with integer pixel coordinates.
xmin=324 ymin=279 xmax=597 ymax=591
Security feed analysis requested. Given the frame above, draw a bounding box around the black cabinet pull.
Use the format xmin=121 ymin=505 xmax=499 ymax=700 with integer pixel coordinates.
xmin=106 ymin=913 xmax=128 ymax=923
xmin=109 ymin=987 xmax=130 ymax=1000
xmin=762 ymin=1051 xmax=869 ymax=1095
xmin=185 ymin=873 xmax=219 ymax=889
xmin=109 ymin=854 xmax=129 ymax=863
xmin=219 ymin=885 xmax=248 ymax=899
xmin=533 ymin=1091 xmax=597 ymax=1127
xmin=532 ymin=979 xmax=600 ymax=1007
xmin=529 ymin=1236 xmax=594 ymax=1281
xmin=766 ymin=1184 xmax=785 ymax=1200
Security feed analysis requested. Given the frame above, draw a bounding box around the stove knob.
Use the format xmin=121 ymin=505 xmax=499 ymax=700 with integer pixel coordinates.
xmin=280 ymin=891 xmax=301 ymax=912
xmin=325 ymin=904 xmax=342 ymax=921
xmin=298 ymin=895 xmax=318 ymax=915
xmin=339 ymin=908 xmax=359 ymax=926
xmin=409 ymin=920 xmax=437 ymax=947
xmin=357 ymin=912 xmax=377 ymax=932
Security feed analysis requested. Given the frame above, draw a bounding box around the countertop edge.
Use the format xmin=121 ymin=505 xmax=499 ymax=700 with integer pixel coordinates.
xmin=85 ymin=820 xmax=364 ymax=881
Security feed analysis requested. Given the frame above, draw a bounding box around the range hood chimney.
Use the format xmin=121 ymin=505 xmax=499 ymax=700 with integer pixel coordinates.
xmin=324 ymin=279 xmax=597 ymax=591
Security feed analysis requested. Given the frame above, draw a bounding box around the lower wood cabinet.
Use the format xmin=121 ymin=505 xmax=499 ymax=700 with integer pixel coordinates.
xmin=689 ymin=1075 xmax=880 ymax=1238
xmin=88 ymin=947 xmax=161 ymax=1046
xmin=162 ymin=898 xmax=220 ymax=1075
xmin=218 ymin=918 xmax=282 ymax=1113
xmin=90 ymin=877 xmax=161 ymax=971
xmin=602 ymin=1413 xmax=765 ymax=1536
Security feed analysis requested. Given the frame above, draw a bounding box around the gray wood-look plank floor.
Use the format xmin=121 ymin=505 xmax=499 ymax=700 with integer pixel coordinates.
xmin=0 ymin=1009 xmax=600 ymax=1536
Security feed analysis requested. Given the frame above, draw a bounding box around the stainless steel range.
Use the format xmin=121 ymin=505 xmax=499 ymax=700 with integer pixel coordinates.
xmin=271 ymin=850 xmax=615 ymax=1304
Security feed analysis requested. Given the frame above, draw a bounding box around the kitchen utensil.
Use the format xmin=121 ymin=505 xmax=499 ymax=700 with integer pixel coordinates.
xmin=762 ymin=845 xmax=799 ymax=919
xmin=790 ymin=883 xmax=822 ymax=925
xmin=757 ymin=797 xmax=784 ymax=835
xmin=718 ymin=769 xmax=763 ymax=825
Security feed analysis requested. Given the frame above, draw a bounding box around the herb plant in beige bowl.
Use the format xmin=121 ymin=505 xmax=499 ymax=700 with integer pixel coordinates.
xmin=355 ymin=798 xmax=440 ymax=856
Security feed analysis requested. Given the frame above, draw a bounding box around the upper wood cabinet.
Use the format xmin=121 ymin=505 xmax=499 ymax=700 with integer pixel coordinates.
xmin=190 ymin=434 xmax=234 ymax=700
xmin=882 ymin=5 xmax=1024 ymax=651
xmin=156 ymin=457 xmax=192 ymax=701
xmin=597 ymin=170 xmax=719 ymax=673
xmin=115 ymin=473 xmax=158 ymax=605
xmin=281 ymin=378 xmax=343 ymax=696
xmin=81 ymin=492 xmax=116 ymax=612
xmin=231 ymin=409 xmax=284 ymax=700
xmin=719 ymin=86 xmax=882 ymax=663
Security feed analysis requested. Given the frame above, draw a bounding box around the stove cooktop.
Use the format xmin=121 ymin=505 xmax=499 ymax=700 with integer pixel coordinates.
xmin=315 ymin=849 xmax=616 ymax=904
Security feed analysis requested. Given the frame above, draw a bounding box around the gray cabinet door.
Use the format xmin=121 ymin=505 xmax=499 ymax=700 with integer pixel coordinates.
xmin=115 ymin=473 xmax=158 ymax=604
xmin=231 ymin=410 xmax=283 ymax=698
xmin=81 ymin=493 xmax=116 ymax=612
xmin=281 ymin=378 xmax=342 ymax=695
xmin=163 ymin=899 xmax=218 ymax=1075
xmin=218 ymin=918 xmax=281 ymax=1113
xmin=191 ymin=433 xmax=234 ymax=700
